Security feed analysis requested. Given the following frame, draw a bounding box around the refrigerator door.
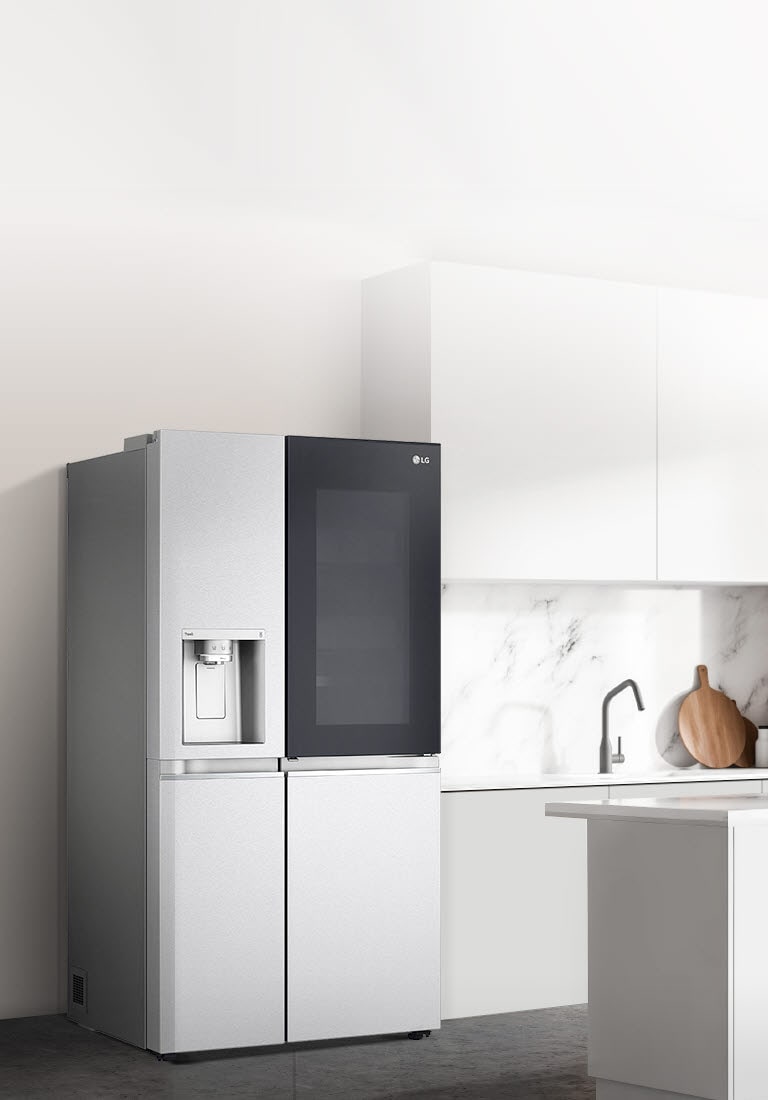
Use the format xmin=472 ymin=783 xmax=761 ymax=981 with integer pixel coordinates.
xmin=152 ymin=772 xmax=284 ymax=1054
xmin=150 ymin=430 xmax=285 ymax=761
xmin=286 ymin=436 xmax=440 ymax=757
xmin=286 ymin=768 xmax=441 ymax=1042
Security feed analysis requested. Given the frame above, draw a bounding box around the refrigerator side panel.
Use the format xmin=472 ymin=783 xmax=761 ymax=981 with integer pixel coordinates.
xmin=155 ymin=430 xmax=285 ymax=761
xmin=146 ymin=761 xmax=161 ymax=1053
xmin=155 ymin=773 xmax=285 ymax=1054
xmin=287 ymin=769 xmax=441 ymax=1042
xmin=66 ymin=449 xmax=147 ymax=1047
xmin=145 ymin=439 xmax=161 ymax=765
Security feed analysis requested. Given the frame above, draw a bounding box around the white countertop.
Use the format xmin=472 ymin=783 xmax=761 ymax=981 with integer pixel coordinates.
xmin=545 ymin=793 xmax=768 ymax=826
xmin=441 ymin=768 xmax=768 ymax=792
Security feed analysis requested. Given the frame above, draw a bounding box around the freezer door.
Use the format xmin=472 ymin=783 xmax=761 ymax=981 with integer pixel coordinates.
xmin=287 ymin=769 xmax=441 ymax=1042
xmin=153 ymin=773 xmax=284 ymax=1054
xmin=286 ymin=436 xmax=440 ymax=757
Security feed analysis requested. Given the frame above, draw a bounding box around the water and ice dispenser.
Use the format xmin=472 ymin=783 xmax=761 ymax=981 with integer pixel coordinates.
xmin=182 ymin=628 xmax=266 ymax=744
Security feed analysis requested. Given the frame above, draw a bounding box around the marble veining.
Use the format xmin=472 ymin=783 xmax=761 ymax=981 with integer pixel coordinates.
xmin=441 ymin=584 xmax=768 ymax=781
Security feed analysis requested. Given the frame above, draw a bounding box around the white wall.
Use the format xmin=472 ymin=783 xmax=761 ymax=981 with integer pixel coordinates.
xmin=0 ymin=210 xmax=381 ymax=1018
xmin=4 ymin=1 xmax=768 ymax=296
xmin=2 ymin=0 xmax=768 ymax=1019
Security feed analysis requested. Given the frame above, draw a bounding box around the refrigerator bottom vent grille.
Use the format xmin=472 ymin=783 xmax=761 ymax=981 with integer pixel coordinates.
xmin=71 ymin=969 xmax=87 ymax=1010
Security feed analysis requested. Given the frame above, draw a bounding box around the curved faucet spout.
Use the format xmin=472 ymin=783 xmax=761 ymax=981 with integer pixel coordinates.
xmin=600 ymin=679 xmax=645 ymax=774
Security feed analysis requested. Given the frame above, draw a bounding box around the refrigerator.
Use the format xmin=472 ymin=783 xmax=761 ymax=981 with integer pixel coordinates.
xmin=67 ymin=430 xmax=441 ymax=1055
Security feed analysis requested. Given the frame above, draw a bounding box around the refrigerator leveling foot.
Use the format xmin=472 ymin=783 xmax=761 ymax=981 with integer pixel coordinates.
xmin=407 ymin=1030 xmax=431 ymax=1040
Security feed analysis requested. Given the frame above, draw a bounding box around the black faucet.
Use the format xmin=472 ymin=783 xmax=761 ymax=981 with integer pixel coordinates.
xmin=600 ymin=679 xmax=645 ymax=774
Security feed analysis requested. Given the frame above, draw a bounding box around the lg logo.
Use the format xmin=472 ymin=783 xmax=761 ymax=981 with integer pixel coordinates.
xmin=412 ymin=455 xmax=430 ymax=465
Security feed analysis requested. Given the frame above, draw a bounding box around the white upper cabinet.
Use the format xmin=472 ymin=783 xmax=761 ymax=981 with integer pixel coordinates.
xmin=658 ymin=289 xmax=768 ymax=583
xmin=363 ymin=262 xmax=657 ymax=581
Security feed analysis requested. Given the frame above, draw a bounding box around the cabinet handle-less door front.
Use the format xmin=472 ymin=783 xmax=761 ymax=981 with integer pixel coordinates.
xmin=287 ymin=769 xmax=440 ymax=1042
xmin=157 ymin=773 xmax=284 ymax=1054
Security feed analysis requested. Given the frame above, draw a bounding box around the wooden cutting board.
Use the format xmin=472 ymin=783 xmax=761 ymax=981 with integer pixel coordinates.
xmin=678 ymin=666 xmax=745 ymax=768
xmin=734 ymin=708 xmax=758 ymax=768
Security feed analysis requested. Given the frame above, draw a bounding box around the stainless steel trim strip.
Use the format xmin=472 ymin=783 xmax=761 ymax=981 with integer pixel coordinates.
xmin=159 ymin=758 xmax=279 ymax=775
xmin=281 ymin=755 xmax=439 ymax=772
xmin=160 ymin=772 xmax=284 ymax=781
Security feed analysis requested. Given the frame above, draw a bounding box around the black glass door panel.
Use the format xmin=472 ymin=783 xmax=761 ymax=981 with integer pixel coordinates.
xmin=286 ymin=437 xmax=440 ymax=757
xmin=316 ymin=488 xmax=410 ymax=727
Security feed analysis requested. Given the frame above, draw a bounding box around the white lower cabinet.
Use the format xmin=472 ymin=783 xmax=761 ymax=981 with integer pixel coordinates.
xmin=287 ymin=770 xmax=441 ymax=1042
xmin=441 ymin=780 xmax=765 ymax=1022
xmin=441 ymin=787 xmax=599 ymax=1020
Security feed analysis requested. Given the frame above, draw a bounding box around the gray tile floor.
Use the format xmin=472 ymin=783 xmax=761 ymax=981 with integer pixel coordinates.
xmin=0 ymin=1006 xmax=593 ymax=1099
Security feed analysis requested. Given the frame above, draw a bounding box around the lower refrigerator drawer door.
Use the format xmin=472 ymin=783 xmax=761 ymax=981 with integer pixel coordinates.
xmin=287 ymin=769 xmax=440 ymax=1042
xmin=154 ymin=772 xmax=285 ymax=1053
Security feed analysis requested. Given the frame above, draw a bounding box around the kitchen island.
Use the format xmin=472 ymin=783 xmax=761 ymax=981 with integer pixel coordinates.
xmin=545 ymin=795 xmax=768 ymax=1100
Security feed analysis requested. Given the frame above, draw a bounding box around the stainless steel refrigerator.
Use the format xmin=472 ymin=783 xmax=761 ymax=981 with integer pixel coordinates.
xmin=67 ymin=430 xmax=441 ymax=1055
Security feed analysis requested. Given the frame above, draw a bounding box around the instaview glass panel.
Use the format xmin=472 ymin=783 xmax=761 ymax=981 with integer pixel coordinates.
xmin=315 ymin=488 xmax=410 ymax=726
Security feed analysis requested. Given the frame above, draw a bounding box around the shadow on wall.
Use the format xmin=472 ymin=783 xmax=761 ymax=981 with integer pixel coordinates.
xmin=0 ymin=467 xmax=67 ymax=1016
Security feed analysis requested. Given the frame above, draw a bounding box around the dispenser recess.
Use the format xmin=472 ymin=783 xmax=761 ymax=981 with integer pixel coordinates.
xmin=182 ymin=628 xmax=266 ymax=745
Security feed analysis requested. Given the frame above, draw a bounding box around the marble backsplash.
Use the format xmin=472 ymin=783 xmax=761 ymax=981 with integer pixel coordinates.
xmin=441 ymin=584 xmax=768 ymax=779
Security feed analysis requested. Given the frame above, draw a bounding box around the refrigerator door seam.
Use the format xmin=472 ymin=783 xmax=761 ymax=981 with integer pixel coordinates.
xmin=159 ymin=772 xmax=284 ymax=781
xmin=287 ymin=767 xmax=440 ymax=778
